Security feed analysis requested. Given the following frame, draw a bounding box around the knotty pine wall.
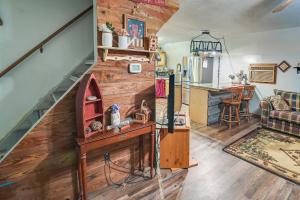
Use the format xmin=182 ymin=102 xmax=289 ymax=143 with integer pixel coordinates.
xmin=0 ymin=1 xmax=178 ymax=199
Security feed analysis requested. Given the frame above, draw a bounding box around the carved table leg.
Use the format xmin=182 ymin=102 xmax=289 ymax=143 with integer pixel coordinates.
xmin=80 ymin=153 xmax=87 ymax=200
xmin=130 ymin=144 xmax=135 ymax=175
xmin=150 ymin=128 xmax=155 ymax=178
xmin=139 ymin=135 xmax=144 ymax=172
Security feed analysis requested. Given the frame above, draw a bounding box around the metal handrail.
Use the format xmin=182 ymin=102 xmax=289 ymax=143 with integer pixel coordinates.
xmin=0 ymin=5 xmax=93 ymax=78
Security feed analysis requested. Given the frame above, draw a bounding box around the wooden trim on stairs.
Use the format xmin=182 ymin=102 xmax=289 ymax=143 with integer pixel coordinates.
xmin=0 ymin=5 xmax=93 ymax=78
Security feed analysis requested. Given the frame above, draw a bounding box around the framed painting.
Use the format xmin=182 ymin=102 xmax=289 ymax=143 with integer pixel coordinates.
xmin=158 ymin=51 xmax=167 ymax=67
xmin=124 ymin=14 xmax=146 ymax=49
xmin=277 ymin=60 xmax=291 ymax=72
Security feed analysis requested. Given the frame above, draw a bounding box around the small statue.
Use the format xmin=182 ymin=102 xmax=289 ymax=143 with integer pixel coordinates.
xmin=134 ymin=100 xmax=151 ymax=124
xmin=110 ymin=104 xmax=121 ymax=127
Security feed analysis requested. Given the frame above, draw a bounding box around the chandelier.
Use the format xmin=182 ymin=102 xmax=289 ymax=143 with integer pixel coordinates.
xmin=190 ymin=31 xmax=222 ymax=56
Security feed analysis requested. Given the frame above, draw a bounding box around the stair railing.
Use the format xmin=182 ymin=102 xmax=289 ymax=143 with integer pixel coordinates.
xmin=0 ymin=5 xmax=93 ymax=78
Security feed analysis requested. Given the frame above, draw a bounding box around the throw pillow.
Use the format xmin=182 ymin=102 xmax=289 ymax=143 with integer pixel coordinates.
xmin=268 ymin=95 xmax=290 ymax=111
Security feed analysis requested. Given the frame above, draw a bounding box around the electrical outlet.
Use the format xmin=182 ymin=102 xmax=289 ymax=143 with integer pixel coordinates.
xmin=104 ymin=152 xmax=110 ymax=161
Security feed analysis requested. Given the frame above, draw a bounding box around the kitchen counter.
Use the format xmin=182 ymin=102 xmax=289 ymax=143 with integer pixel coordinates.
xmin=189 ymin=83 xmax=255 ymax=125
xmin=189 ymin=82 xmax=247 ymax=92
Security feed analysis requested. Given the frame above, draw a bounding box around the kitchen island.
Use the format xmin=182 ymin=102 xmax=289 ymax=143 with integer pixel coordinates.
xmin=189 ymin=83 xmax=251 ymax=125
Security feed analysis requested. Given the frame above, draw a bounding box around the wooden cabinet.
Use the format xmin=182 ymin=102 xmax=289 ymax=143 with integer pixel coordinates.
xmin=160 ymin=110 xmax=190 ymax=168
xmin=190 ymin=86 xmax=209 ymax=124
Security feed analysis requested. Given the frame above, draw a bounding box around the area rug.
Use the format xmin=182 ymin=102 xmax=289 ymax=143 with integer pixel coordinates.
xmin=224 ymin=128 xmax=300 ymax=185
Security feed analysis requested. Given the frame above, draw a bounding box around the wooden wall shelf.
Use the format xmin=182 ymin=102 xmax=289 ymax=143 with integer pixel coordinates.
xmin=98 ymin=46 xmax=157 ymax=63
xmin=76 ymin=73 xmax=104 ymax=139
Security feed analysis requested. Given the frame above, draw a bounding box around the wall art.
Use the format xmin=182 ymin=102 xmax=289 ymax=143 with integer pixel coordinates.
xmin=278 ymin=60 xmax=291 ymax=72
xmin=124 ymin=14 xmax=146 ymax=49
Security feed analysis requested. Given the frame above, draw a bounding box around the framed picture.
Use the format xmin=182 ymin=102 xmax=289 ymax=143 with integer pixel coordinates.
xmin=277 ymin=60 xmax=291 ymax=72
xmin=158 ymin=51 xmax=167 ymax=67
xmin=124 ymin=14 xmax=146 ymax=49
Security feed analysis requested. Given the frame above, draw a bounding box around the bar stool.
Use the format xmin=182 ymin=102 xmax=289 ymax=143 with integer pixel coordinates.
xmin=241 ymin=85 xmax=255 ymax=121
xmin=220 ymin=87 xmax=244 ymax=128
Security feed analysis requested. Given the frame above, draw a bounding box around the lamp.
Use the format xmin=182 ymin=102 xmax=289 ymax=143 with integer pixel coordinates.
xmin=190 ymin=31 xmax=223 ymax=87
xmin=190 ymin=31 xmax=222 ymax=56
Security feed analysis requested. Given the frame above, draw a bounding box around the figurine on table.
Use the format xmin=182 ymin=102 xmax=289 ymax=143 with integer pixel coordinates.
xmin=133 ymin=100 xmax=151 ymax=124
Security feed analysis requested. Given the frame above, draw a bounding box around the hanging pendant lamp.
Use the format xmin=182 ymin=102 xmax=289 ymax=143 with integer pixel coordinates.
xmin=190 ymin=31 xmax=222 ymax=55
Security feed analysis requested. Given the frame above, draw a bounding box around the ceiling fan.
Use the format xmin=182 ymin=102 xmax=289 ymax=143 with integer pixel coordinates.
xmin=272 ymin=0 xmax=294 ymax=13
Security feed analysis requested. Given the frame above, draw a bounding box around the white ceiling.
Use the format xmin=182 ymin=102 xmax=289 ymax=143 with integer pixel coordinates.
xmin=158 ymin=0 xmax=300 ymax=44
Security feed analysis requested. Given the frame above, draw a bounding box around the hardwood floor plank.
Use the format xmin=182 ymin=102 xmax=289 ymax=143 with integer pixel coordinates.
xmin=89 ymin=116 xmax=300 ymax=200
xmin=181 ymin=118 xmax=300 ymax=200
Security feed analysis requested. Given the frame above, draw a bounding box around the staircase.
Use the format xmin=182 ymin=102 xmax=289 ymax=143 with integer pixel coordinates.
xmin=0 ymin=58 xmax=95 ymax=162
xmin=0 ymin=5 xmax=94 ymax=163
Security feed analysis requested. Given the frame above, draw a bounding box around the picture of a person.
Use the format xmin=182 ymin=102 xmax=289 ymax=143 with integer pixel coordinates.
xmin=130 ymin=24 xmax=139 ymax=38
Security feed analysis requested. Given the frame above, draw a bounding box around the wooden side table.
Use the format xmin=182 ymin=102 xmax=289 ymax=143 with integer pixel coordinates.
xmin=75 ymin=122 xmax=156 ymax=200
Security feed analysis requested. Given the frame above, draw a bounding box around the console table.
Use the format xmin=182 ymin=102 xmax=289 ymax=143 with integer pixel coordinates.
xmin=75 ymin=121 xmax=156 ymax=200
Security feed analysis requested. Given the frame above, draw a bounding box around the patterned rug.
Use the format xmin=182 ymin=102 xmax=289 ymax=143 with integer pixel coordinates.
xmin=224 ymin=128 xmax=300 ymax=185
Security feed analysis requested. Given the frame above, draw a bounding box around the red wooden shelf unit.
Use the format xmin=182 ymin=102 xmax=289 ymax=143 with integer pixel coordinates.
xmin=76 ymin=73 xmax=104 ymax=138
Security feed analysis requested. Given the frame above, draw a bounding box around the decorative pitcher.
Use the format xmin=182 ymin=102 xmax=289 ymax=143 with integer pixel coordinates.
xmin=118 ymin=36 xmax=136 ymax=49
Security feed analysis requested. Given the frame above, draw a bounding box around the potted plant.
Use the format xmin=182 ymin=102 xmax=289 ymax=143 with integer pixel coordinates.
xmin=99 ymin=22 xmax=115 ymax=47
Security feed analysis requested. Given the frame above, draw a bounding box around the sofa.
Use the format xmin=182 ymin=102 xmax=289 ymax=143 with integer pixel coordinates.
xmin=260 ymin=89 xmax=300 ymax=137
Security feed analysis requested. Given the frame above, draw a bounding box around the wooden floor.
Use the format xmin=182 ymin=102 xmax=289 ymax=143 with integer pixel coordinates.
xmin=88 ymin=168 xmax=188 ymax=200
xmin=181 ymin=119 xmax=300 ymax=200
xmin=91 ymin=118 xmax=300 ymax=200
xmin=191 ymin=117 xmax=260 ymax=145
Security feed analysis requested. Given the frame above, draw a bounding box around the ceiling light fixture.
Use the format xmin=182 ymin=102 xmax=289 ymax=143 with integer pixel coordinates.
xmin=190 ymin=30 xmax=222 ymax=55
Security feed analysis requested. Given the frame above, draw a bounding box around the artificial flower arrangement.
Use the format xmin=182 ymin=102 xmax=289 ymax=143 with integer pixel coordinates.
xmin=99 ymin=22 xmax=115 ymax=47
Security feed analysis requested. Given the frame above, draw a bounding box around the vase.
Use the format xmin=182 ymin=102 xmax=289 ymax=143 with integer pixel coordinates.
xmin=102 ymin=32 xmax=113 ymax=47
xmin=118 ymin=35 xmax=128 ymax=49
xmin=111 ymin=111 xmax=120 ymax=127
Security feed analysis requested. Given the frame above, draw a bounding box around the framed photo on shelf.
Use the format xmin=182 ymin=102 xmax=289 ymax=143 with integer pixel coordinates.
xmin=124 ymin=14 xmax=146 ymax=49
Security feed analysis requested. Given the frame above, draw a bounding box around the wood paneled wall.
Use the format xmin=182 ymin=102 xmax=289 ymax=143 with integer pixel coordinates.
xmin=0 ymin=1 xmax=178 ymax=199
